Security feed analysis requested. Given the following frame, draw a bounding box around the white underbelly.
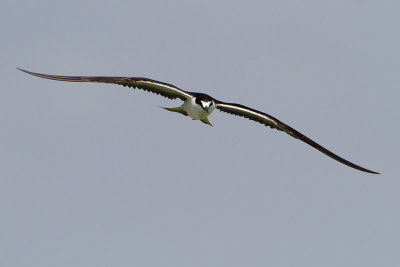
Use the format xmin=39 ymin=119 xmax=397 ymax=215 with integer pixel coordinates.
xmin=183 ymin=98 xmax=214 ymax=120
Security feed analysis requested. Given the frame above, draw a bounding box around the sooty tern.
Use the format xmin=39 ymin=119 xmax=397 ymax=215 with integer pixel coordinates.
xmin=17 ymin=68 xmax=379 ymax=174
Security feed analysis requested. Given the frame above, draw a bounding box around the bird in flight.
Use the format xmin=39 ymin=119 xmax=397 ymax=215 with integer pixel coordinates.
xmin=18 ymin=68 xmax=379 ymax=174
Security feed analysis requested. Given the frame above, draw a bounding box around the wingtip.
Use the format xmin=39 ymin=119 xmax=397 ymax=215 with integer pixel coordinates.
xmin=17 ymin=67 xmax=29 ymax=74
xmin=360 ymin=168 xmax=380 ymax=175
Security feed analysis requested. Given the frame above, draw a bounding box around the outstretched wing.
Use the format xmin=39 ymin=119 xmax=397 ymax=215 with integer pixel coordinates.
xmin=215 ymin=101 xmax=379 ymax=174
xmin=17 ymin=68 xmax=193 ymax=100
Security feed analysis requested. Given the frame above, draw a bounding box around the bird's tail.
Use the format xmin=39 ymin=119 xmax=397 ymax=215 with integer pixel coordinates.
xmin=159 ymin=106 xmax=188 ymax=117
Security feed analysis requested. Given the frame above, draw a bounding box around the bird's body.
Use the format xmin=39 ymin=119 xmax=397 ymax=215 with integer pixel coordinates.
xmin=183 ymin=94 xmax=216 ymax=120
xmin=17 ymin=68 xmax=379 ymax=174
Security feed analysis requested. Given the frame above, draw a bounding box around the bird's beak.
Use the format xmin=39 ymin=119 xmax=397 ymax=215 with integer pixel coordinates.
xmin=205 ymin=103 xmax=213 ymax=113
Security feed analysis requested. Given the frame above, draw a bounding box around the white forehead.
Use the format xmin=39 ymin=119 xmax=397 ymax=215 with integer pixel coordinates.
xmin=200 ymin=100 xmax=212 ymax=106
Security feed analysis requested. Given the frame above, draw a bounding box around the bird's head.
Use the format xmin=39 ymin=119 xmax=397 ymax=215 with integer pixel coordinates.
xmin=195 ymin=94 xmax=216 ymax=114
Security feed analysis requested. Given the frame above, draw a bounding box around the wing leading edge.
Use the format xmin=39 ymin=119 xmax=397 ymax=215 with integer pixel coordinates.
xmin=17 ymin=68 xmax=192 ymax=100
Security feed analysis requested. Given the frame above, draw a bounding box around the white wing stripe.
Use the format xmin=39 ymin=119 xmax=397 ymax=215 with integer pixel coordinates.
xmin=217 ymin=103 xmax=278 ymax=126
xmin=139 ymin=80 xmax=193 ymax=99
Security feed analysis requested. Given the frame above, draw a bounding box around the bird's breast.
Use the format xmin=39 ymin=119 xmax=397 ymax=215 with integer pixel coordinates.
xmin=183 ymin=98 xmax=215 ymax=120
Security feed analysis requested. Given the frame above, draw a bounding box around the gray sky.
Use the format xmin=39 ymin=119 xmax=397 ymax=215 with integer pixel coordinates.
xmin=1 ymin=1 xmax=399 ymax=266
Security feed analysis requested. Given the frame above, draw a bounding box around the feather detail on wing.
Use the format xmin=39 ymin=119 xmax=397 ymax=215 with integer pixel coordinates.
xmin=17 ymin=68 xmax=192 ymax=100
xmin=215 ymin=101 xmax=379 ymax=174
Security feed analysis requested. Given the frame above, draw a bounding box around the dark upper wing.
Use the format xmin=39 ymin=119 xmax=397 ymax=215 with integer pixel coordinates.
xmin=17 ymin=68 xmax=193 ymax=100
xmin=215 ymin=101 xmax=379 ymax=174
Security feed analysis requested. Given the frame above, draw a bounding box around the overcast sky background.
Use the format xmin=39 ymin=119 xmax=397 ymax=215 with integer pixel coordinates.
xmin=1 ymin=1 xmax=399 ymax=266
